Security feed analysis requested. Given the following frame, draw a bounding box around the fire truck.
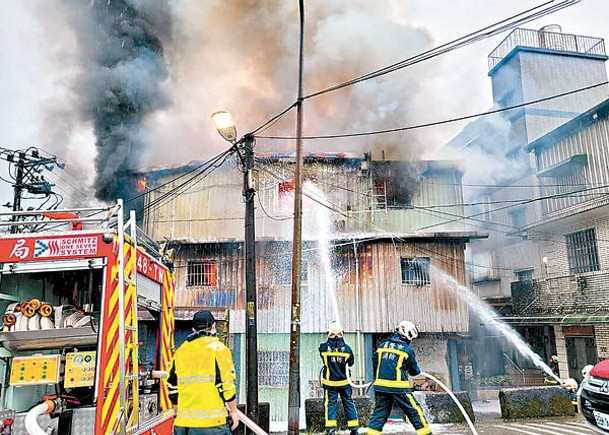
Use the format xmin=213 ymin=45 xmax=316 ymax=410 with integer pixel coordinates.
xmin=0 ymin=201 xmax=175 ymax=434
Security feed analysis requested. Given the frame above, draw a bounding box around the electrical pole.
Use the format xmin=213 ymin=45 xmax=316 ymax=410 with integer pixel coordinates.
xmin=10 ymin=152 xmax=25 ymax=233
xmin=243 ymin=134 xmax=259 ymax=428
xmin=288 ymin=0 xmax=305 ymax=433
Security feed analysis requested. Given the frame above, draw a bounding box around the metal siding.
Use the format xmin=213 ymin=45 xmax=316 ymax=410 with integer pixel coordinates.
xmin=537 ymin=116 xmax=609 ymax=216
xmin=136 ymin=273 xmax=161 ymax=304
xmin=145 ymin=160 xmax=466 ymax=242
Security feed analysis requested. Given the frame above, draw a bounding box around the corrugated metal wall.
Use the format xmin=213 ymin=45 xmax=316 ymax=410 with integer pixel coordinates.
xmin=536 ymin=115 xmax=609 ymax=216
xmin=172 ymin=238 xmax=468 ymax=335
xmin=143 ymin=158 xmax=467 ymax=242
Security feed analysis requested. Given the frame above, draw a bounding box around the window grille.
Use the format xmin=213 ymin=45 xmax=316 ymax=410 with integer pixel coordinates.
xmin=401 ymin=257 xmax=430 ymax=286
xmin=566 ymin=228 xmax=599 ymax=274
xmin=186 ymin=261 xmax=217 ymax=286
xmin=259 ymin=350 xmax=289 ymax=388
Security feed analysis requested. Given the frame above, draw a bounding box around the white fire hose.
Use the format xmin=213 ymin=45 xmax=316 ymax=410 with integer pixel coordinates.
xmin=420 ymin=372 xmax=478 ymax=435
xmin=25 ymin=401 xmax=54 ymax=435
xmin=235 ymin=409 xmax=268 ymax=435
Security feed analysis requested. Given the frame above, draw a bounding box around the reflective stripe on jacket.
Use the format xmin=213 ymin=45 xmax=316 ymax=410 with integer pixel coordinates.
xmin=372 ymin=333 xmax=420 ymax=393
xmin=319 ymin=338 xmax=354 ymax=387
xmin=168 ymin=332 xmax=237 ymax=428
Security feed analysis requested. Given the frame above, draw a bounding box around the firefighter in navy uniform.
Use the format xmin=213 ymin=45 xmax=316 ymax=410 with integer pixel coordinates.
xmin=319 ymin=321 xmax=360 ymax=435
xmin=367 ymin=320 xmax=432 ymax=435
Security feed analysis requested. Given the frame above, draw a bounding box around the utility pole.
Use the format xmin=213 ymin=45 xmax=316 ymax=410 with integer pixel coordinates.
xmin=288 ymin=0 xmax=305 ymax=433
xmin=10 ymin=152 xmax=25 ymax=233
xmin=243 ymin=134 xmax=259 ymax=428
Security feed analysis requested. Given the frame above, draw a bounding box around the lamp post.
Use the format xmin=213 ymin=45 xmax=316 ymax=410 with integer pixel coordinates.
xmin=211 ymin=111 xmax=259 ymax=426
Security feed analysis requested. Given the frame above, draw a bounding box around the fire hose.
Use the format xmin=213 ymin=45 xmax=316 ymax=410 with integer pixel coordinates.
xmin=235 ymin=409 xmax=267 ymax=435
xmin=346 ymin=369 xmax=478 ymax=435
xmin=24 ymin=398 xmax=62 ymax=435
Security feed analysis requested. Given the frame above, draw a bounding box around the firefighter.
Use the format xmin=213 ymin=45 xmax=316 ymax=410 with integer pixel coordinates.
xmin=319 ymin=321 xmax=359 ymax=435
xmin=367 ymin=320 xmax=432 ymax=435
xmin=168 ymin=310 xmax=240 ymax=435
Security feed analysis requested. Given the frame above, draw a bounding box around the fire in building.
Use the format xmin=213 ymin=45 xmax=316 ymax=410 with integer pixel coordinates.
xmin=139 ymin=152 xmax=486 ymax=422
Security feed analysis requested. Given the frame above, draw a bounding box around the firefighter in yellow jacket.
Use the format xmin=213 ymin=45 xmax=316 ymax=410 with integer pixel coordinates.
xmin=168 ymin=310 xmax=240 ymax=435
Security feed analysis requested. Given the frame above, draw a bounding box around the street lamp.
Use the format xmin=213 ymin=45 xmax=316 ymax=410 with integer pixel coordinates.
xmin=211 ymin=111 xmax=259 ymax=426
xmin=211 ymin=111 xmax=238 ymax=143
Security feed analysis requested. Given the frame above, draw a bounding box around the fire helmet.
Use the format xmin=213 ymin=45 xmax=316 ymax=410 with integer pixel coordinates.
xmin=396 ymin=320 xmax=418 ymax=341
xmin=328 ymin=321 xmax=344 ymax=338
xmin=563 ymin=378 xmax=578 ymax=392
xmin=582 ymin=364 xmax=594 ymax=379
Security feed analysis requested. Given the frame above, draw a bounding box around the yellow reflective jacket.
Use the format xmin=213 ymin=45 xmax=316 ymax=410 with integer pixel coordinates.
xmin=168 ymin=332 xmax=237 ymax=428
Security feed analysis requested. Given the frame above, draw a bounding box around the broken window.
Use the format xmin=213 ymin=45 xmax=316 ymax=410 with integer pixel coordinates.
xmin=186 ymin=261 xmax=217 ymax=286
xmin=401 ymin=257 xmax=430 ymax=286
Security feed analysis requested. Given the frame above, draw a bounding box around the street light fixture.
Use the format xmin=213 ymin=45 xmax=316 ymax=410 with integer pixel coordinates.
xmin=211 ymin=111 xmax=238 ymax=143
xmin=211 ymin=111 xmax=259 ymax=427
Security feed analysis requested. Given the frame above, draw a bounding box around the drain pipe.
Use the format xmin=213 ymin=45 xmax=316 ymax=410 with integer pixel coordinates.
xmin=353 ymin=240 xmax=364 ymax=384
xmin=420 ymin=372 xmax=478 ymax=435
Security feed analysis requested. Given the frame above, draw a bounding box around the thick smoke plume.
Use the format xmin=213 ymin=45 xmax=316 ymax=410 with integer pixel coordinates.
xmin=146 ymin=1 xmax=435 ymax=163
xmin=71 ymin=0 xmax=171 ymax=201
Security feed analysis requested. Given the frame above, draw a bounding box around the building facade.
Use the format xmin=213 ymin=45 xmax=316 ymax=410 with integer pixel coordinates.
xmin=448 ymin=25 xmax=609 ymax=385
xmin=140 ymin=153 xmax=483 ymax=422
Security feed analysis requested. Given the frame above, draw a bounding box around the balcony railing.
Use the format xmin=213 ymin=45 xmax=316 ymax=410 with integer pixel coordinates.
xmin=489 ymin=28 xmax=606 ymax=71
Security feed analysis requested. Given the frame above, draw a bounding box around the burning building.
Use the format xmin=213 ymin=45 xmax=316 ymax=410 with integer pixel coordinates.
xmin=139 ymin=152 xmax=485 ymax=422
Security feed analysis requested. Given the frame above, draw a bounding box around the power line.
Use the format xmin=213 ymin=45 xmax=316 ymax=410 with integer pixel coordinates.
xmin=301 ymin=0 xmax=580 ymax=100
xmin=257 ymin=80 xmax=607 ymax=140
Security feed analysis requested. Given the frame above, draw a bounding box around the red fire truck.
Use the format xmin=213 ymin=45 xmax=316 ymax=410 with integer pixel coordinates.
xmin=0 ymin=201 xmax=175 ymax=434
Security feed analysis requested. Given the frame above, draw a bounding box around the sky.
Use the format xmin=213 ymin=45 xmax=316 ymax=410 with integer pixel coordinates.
xmin=0 ymin=0 xmax=608 ymax=207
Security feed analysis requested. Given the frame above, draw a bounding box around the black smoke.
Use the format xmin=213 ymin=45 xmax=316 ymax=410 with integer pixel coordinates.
xmin=74 ymin=0 xmax=171 ymax=201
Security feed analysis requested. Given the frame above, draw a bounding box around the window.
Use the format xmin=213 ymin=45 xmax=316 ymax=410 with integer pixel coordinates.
xmin=514 ymin=269 xmax=533 ymax=282
xmin=186 ymin=262 xmax=217 ymax=286
xmin=566 ymin=228 xmax=599 ymax=274
xmin=509 ymin=207 xmax=526 ymax=229
xmin=259 ymin=350 xmax=289 ymax=388
xmin=401 ymin=257 xmax=430 ymax=286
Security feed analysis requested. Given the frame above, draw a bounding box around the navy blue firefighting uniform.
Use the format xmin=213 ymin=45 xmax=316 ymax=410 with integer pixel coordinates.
xmin=319 ymin=337 xmax=359 ymax=431
xmin=368 ymin=333 xmax=431 ymax=435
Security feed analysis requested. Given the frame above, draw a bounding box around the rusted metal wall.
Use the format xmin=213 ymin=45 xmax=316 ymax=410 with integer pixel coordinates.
xmin=173 ymin=239 xmax=469 ymax=335
xmin=142 ymin=157 xmax=466 ymax=242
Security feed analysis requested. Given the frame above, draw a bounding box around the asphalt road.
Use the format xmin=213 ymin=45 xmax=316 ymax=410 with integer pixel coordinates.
xmin=382 ymin=416 xmax=601 ymax=434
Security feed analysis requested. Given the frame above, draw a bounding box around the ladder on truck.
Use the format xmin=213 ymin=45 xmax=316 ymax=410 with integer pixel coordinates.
xmin=116 ymin=205 xmax=141 ymax=433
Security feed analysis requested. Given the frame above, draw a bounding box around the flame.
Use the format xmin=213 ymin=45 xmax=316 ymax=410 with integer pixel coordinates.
xmin=136 ymin=177 xmax=147 ymax=193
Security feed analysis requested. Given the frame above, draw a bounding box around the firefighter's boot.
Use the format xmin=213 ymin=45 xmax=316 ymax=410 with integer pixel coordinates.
xmin=349 ymin=429 xmax=358 ymax=435
xmin=326 ymin=429 xmax=336 ymax=435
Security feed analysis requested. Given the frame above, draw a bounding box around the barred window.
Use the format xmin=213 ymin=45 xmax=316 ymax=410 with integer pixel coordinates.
xmin=566 ymin=228 xmax=599 ymax=274
xmin=259 ymin=350 xmax=289 ymax=388
xmin=187 ymin=262 xmax=217 ymax=286
xmin=401 ymin=257 xmax=430 ymax=286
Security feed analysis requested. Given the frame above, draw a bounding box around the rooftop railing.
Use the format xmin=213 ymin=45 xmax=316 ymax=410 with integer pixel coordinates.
xmin=488 ymin=28 xmax=606 ymax=71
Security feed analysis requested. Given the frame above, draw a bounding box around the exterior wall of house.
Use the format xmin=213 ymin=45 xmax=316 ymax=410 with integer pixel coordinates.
xmin=142 ymin=156 xmax=467 ymax=243
xmin=171 ymin=239 xmax=469 ymax=335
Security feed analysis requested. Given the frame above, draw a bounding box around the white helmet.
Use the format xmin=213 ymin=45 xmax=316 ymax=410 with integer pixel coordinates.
xmin=396 ymin=320 xmax=418 ymax=341
xmin=582 ymin=364 xmax=594 ymax=379
xmin=328 ymin=321 xmax=344 ymax=338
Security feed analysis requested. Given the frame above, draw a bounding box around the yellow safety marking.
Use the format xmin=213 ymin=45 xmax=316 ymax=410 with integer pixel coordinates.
xmin=407 ymin=393 xmax=429 ymax=431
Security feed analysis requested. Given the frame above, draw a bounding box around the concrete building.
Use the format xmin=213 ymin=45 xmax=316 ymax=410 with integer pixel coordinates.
xmin=446 ymin=25 xmax=609 ymax=385
xmin=139 ymin=152 xmax=485 ymax=421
